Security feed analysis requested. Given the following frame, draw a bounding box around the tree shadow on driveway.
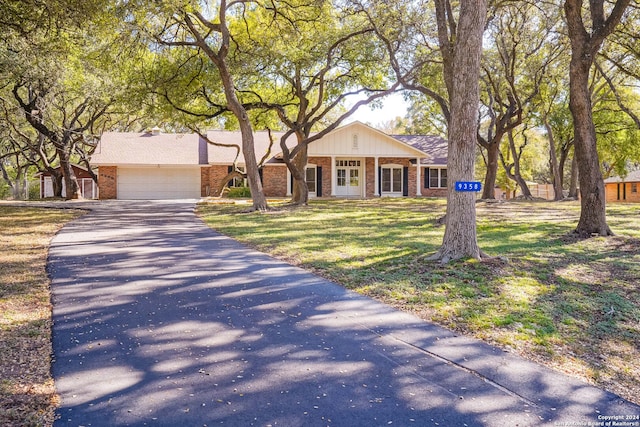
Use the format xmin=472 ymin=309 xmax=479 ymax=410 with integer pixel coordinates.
xmin=48 ymin=201 xmax=639 ymax=426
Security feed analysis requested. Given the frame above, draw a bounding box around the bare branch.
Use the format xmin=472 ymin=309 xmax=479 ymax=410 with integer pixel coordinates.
xmin=595 ymin=60 xmax=640 ymax=128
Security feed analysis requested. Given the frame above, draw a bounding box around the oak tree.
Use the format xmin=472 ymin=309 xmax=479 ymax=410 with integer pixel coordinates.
xmin=140 ymin=0 xmax=271 ymax=211
xmin=478 ymin=2 xmax=563 ymax=200
xmin=564 ymin=0 xmax=631 ymax=236
xmin=1 ymin=0 xmax=122 ymax=199
xmin=429 ymin=0 xmax=488 ymax=262
xmin=225 ymin=1 xmax=400 ymax=205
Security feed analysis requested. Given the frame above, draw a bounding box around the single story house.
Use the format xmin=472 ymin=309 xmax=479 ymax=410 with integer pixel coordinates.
xmin=38 ymin=165 xmax=98 ymax=199
xmin=91 ymin=121 xmax=448 ymax=200
xmin=604 ymin=170 xmax=640 ymax=203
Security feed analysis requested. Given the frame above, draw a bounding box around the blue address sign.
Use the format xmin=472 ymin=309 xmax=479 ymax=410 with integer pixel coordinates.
xmin=455 ymin=181 xmax=482 ymax=192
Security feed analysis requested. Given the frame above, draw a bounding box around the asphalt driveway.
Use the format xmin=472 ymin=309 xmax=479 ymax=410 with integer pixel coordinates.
xmin=48 ymin=200 xmax=639 ymax=426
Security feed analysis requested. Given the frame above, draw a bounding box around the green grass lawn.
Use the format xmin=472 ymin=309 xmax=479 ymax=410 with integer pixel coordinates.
xmin=0 ymin=206 xmax=85 ymax=427
xmin=198 ymin=198 xmax=640 ymax=405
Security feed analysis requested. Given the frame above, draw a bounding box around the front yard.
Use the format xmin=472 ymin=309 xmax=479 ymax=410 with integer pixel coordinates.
xmin=198 ymin=198 xmax=640 ymax=405
xmin=1 ymin=199 xmax=637 ymax=427
xmin=0 ymin=206 xmax=85 ymax=427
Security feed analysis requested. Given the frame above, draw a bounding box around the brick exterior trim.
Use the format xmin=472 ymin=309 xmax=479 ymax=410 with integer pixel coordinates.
xmin=98 ymin=162 xmax=446 ymax=200
xmin=98 ymin=166 xmax=117 ymax=199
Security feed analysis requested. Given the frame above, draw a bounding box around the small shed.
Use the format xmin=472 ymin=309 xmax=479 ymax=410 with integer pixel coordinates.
xmin=604 ymin=170 xmax=640 ymax=203
xmin=38 ymin=165 xmax=98 ymax=199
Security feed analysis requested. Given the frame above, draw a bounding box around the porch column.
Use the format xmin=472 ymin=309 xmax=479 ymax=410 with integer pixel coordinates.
xmin=330 ymin=156 xmax=336 ymax=196
xmin=374 ymin=157 xmax=379 ymax=196
xmin=286 ymin=169 xmax=292 ymax=196
xmin=416 ymin=159 xmax=421 ymax=196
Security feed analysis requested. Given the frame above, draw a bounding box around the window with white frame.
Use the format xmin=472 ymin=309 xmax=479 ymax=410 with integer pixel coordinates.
xmin=336 ymin=160 xmax=361 ymax=167
xmin=429 ymin=168 xmax=447 ymax=188
xmin=337 ymin=169 xmax=346 ymax=186
xmin=381 ymin=165 xmax=403 ymax=193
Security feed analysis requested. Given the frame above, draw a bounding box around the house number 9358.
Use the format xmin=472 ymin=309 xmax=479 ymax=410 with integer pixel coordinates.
xmin=455 ymin=181 xmax=482 ymax=192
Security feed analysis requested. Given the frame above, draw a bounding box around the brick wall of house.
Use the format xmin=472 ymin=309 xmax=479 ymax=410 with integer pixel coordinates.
xmin=606 ymin=182 xmax=640 ymax=203
xmin=200 ymin=167 xmax=211 ymax=197
xmin=98 ymin=166 xmax=117 ymax=199
xmin=628 ymin=183 xmax=640 ymax=202
xmin=262 ymin=166 xmax=288 ymax=197
xmin=606 ymin=183 xmax=618 ymax=203
xmin=204 ymin=157 xmax=438 ymax=199
xmin=605 ymin=183 xmax=615 ymax=203
xmin=420 ymin=167 xmax=448 ymax=197
xmin=207 ymin=164 xmax=289 ymax=198
xmin=208 ymin=165 xmax=229 ymax=197
xmin=308 ymin=157 xmax=332 ymax=198
xmin=408 ymin=164 xmax=417 ymax=197
xmin=422 ymin=188 xmax=448 ymax=197
xmin=365 ymin=158 xmax=376 ymax=198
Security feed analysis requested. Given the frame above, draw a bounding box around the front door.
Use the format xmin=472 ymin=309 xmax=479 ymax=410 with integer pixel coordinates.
xmin=335 ymin=159 xmax=362 ymax=197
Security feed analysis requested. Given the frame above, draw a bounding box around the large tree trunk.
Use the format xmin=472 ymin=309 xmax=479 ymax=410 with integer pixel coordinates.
xmin=515 ymin=177 xmax=532 ymax=199
xmin=1 ymin=163 xmax=27 ymax=200
xmin=52 ymin=173 xmax=64 ymax=198
xmin=558 ymin=142 xmax=571 ymax=189
xmin=188 ymin=6 xmax=268 ymax=211
xmin=505 ymin=131 xmax=532 ymax=198
xmin=430 ymin=0 xmax=488 ymax=263
xmin=280 ymin=133 xmax=309 ymax=206
xmin=43 ymin=166 xmax=64 ymax=198
xmin=290 ymin=144 xmax=309 ymax=205
xmin=544 ymin=117 xmax=564 ymax=200
xmin=58 ymin=150 xmax=81 ymax=200
xmin=503 ymin=165 xmax=532 ymax=199
xmin=238 ymin=119 xmax=267 ymax=211
xmin=567 ymin=58 xmax=611 ymax=234
xmin=11 ymin=181 xmax=26 ymax=200
xmin=80 ymin=157 xmax=98 ymax=184
xmin=564 ymin=0 xmax=629 ymax=235
xmin=568 ymin=154 xmax=579 ymax=198
xmin=287 ymin=131 xmax=309 ymax=205
xmin=219 ymin=66 xmax=267 ymax=211
xmin=481 ymin=143 xmax=498 ymax=199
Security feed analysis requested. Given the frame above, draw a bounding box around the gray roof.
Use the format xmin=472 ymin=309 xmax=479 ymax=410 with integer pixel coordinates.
xmin=603 ymin=169 xmax=640 ymax=183
xmin=392 ymin=135 xmax=448 ymax=166
xmin=207 ymin=124 xmax=432 ymax=163
xmin=92 ymin=132 xmax=207 ymax=166
xmin=92 ymin=126 xmax=447 ymax=167
xmin=206 ymin=130 xmax=292 ymax=164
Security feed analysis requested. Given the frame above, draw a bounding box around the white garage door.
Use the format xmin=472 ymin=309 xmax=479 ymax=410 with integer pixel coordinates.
xmin=117 ymin=167 xmax=201 ymax=199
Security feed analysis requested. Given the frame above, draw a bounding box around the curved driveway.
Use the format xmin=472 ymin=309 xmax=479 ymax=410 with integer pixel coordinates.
xmin=48 ymin=201 xmax=639 ymax=426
